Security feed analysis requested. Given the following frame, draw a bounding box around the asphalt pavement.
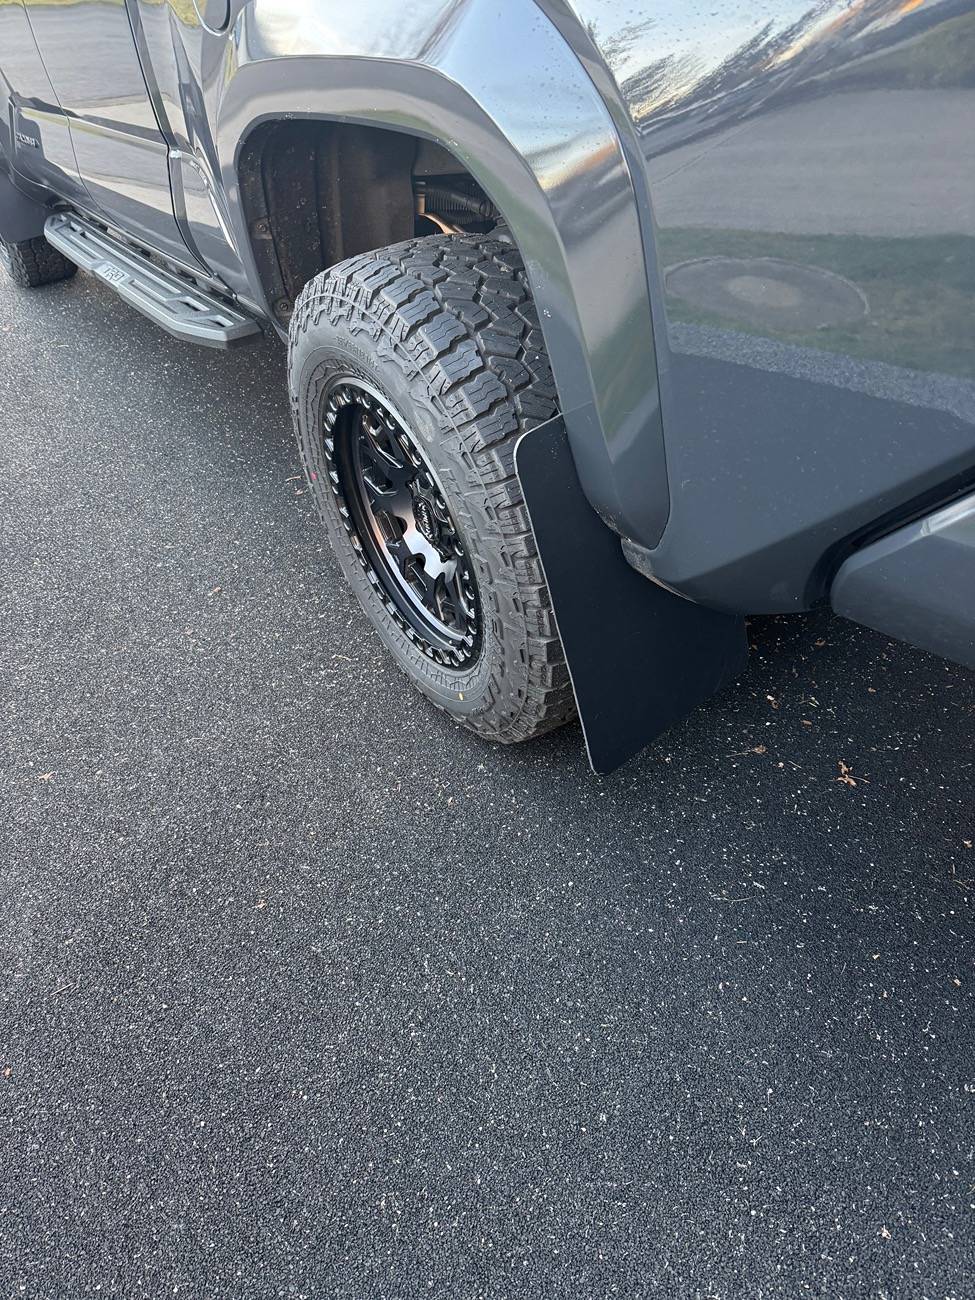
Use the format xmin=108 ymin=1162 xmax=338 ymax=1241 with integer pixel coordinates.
xmin=1 ymin=271 xmax=973 ymax=1299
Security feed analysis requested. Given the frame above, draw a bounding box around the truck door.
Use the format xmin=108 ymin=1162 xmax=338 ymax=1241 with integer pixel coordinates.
xmin=21 ymin=0 xmax=201 ymax=270
xmin=0 ymin=1 xmax=91 ymax=211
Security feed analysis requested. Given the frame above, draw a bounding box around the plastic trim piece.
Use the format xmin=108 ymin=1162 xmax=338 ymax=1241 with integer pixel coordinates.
xmin=831 ymin=491 xmax=975 ymax=671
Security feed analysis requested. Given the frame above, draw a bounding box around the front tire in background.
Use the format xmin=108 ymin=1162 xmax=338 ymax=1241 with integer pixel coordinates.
xmin=288 ymin=233 xmax=575 ymax=744
xmin=0 ymin=233 xmax=76 ymax=288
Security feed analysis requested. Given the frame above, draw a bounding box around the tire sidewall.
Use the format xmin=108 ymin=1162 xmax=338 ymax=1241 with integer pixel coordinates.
xmin=291 ymin=306 xmax=529 ymax=724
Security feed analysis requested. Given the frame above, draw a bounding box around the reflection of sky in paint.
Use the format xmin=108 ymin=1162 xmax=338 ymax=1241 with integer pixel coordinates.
xmin=252 ymin=0 xmax=455 ymax=59
xmin=576 ymin=0 xmax=956 ymax=116
xmin=578 ymin=0 xmax=817 ymax=81
xmin=248 ymin=0 xmax=957 ymax=109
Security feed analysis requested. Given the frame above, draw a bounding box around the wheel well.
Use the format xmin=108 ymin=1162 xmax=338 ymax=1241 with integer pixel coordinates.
xmin=236 ymin=120 xmax=501 ymax=326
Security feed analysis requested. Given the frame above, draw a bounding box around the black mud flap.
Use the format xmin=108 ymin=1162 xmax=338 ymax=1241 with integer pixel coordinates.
xmin=516 ymin=417 xmax=747 ymax=774
xmin=0 ymin=168 xmax=48 ymax=244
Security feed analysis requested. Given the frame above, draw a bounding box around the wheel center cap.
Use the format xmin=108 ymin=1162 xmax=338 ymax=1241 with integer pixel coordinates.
xmin=413 ymin=495 xmax=439 ymax=546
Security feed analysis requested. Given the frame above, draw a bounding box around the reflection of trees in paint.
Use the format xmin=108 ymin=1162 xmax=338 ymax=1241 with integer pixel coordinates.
xmin=584 ymin=14 xmax=703 ymax=123
xmin=586 ymin=0 xmax=973 ymax=133
xmin=583 ymin=17 xmax=653 ymax=75
xmin=585 ymin=4 xmax=828 ymax=119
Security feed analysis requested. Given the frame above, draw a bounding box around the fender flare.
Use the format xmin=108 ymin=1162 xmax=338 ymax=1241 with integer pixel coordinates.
xmin=214 ymin=0 xmax=669 ymax=545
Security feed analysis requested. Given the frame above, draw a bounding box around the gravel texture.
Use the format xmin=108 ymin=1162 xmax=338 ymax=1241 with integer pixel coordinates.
xmin=1 ymin=272 xmax=973 ymax=1299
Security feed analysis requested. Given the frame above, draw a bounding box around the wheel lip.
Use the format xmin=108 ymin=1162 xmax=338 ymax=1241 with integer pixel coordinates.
xmin=320 ymin=373 xmax=483 ymax=670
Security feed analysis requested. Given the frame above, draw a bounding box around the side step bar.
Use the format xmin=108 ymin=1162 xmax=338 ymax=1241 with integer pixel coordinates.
xmin=44 ymin=212 xmax=260 ymax=349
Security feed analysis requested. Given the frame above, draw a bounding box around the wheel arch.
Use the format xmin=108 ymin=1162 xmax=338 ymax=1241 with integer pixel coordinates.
xmin=215 ymin=0 xmax=670 ymax=545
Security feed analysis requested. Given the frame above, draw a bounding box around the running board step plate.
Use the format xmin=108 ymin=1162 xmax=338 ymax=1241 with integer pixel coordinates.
xmin=44 ymin=212 xmax=260 ymax=349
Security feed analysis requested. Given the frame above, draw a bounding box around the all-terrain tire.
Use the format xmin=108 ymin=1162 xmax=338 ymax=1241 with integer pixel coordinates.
xmin=0 ymin=233 xmax=76 ymax=288
xmin=288 ymin=233 xmax=576 ymax=743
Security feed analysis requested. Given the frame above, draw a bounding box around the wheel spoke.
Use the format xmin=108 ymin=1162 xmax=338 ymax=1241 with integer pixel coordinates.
xmin=360 ymin=444 xmax=412 ymax=493
xmin=361 ymin=469 xmax=412 ymax=519
xmin=326 ymin=379 xmax=480 ymax=666
xmin=361 ymin=413 xmax=410 ymax=472
xmin=441 ymin=563 xmax=473 ymax=630
xmin=372 ymin=509 xmax=404 ymax=547
xmin=433 ymin=573 xmax=459 ymax=630
xmin=384 ymin=536 xmax=411 ymax=576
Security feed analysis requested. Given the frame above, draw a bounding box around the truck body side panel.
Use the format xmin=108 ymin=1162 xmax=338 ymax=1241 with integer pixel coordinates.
xmin=564 ymin=0 xmax=975 ymax=610
xmin=18 ymin=0 xmax=195 ymax=267
xmin=0 ymin=0 xmax=91 ymax=210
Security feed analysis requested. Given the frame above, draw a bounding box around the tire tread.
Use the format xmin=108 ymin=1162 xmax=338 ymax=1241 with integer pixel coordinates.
xmin=0 ymin=234 xmax=77 ymax=289
xmin=289 ymin=233 xmax=576 ymax=743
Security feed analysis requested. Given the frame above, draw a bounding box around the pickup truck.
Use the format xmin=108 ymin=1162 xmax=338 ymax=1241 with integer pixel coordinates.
xmin=2 ymin=0 xmax=973 ymax=771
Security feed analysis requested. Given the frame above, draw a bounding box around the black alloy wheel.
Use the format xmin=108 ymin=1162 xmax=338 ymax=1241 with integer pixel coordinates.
xmin=323 ymin=379 xmax=481 ymax=668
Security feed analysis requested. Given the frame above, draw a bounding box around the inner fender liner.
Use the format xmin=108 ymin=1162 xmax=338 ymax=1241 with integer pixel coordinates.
xmin=516 ymin=416 xmax=747 ymax=774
